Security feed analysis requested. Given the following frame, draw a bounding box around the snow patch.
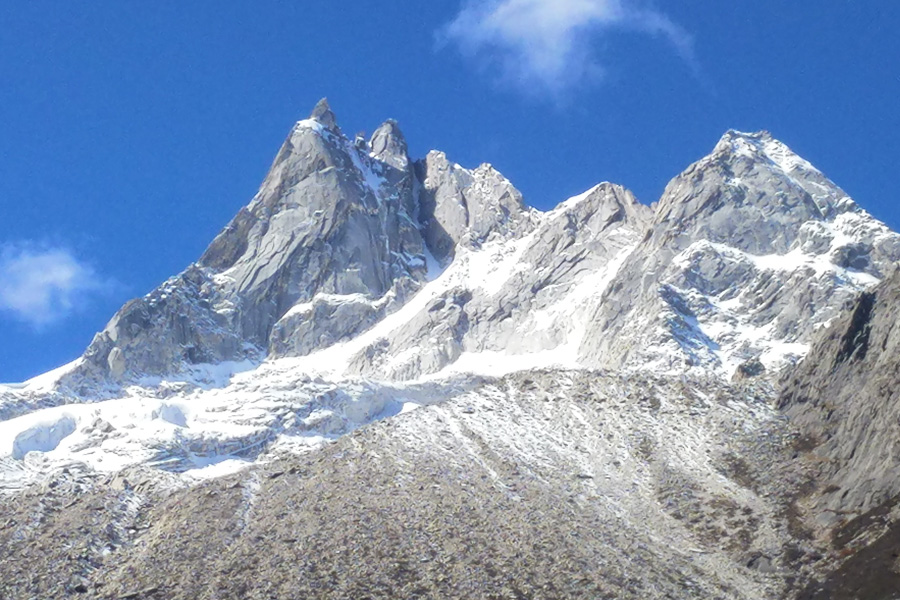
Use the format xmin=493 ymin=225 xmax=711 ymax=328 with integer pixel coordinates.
xmin=14 ymin=358 xmax=83 ymax=392
xmin=760 ymin=137 xmax=821 ymax=176
xmin=467 ymin=232 xmax=537 ymax=296
xmin=11 ymin=415 xmax=77 ymax=460
xmin=674 ymin=240 xmax=879 ymax=288
xmin=281 ymin=293 xmax=375 ymax=321
xmin=155 ymin=403 xmax=187 ymax=428
xmin=348 ymin=144 xmax=387 ymax=198
xmin=182 ymin=457 xmax=252 ymax=480
xmin=294 ymin=119 xmax=326 ymax=134
xmin=137 ymin=359 xmax=259 ymax=390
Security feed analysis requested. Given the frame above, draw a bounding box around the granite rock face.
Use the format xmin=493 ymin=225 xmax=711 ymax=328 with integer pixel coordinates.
xmin=414 ymin=151 xmax=536 ymax=263
xmin=771 ymin=270 xmax=900 ymax=599
xmin=780 ymin=269 xmax=900 ymax=517
xmin=63 ymin=100 xmax=534 ymax=385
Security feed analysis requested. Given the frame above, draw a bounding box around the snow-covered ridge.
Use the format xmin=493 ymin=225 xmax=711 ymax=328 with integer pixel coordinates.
xmin=1 ymin=359 xmax=83 ymax=393
xmin=0 ymin=217 xmax=625 ymax=492
xmin=673 ymin=237 xmax=879 ymax=289
xmin=724 ymin=130 xmax=822 ymax=177
xmin=0 ymin=360 xmax=476 ymax=491
xmin=3 ymin=108 xmax=899 ymax=491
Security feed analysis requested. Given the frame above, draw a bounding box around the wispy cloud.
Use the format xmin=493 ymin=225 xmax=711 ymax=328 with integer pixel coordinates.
xmin=0 ymin=242 xmax=112 ymax=328
xmin=440 ymin=0 xmax=695 ymax=98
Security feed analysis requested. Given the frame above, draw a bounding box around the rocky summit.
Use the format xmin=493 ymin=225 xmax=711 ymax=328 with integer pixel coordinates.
xmin=2 ymin=100 xmax=900 ymax=599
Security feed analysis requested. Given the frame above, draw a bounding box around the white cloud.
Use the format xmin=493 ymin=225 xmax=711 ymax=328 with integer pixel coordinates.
xmin=0 ymin=243 xmax=109 ymax=328
xmin=440 ymin=0 xmax=695 ymax=97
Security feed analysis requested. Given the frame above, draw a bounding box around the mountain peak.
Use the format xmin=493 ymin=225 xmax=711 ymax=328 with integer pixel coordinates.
xmin=722 ymin=128 xmax=772 ymax=141
xmin=555 ymin=182 xmax=651 ymax=233
xmin=559 ymin=182 xmax=636 ymax=211
xmin=713 ymin=129 xmax=770 ymax=159
xmin=309 ymin=97 xmax=338 ymax=131
xmin=712 ymin=129 xmax=822 ymax=178
xmin=6 ymin=111 xmax=900 ymax=600
xmin=369 ymin=119 xmax=409 ymax=171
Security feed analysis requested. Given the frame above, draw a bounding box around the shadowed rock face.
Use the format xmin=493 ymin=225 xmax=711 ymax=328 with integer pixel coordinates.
xmin=781 ymin=269 xmax=900 ymax=518
xmin=414 ymin=150 xmax=535 ymax=264
xmin=774 ymin=270 xmax=900 ymax=599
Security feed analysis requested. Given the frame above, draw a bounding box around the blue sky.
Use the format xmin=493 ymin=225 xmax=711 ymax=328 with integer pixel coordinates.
xmin=1 ymin=1 xmax=898 ymax=382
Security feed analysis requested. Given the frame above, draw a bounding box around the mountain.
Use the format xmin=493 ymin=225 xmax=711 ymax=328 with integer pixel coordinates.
xmin=580 ymin=130 xmax=899 ymax=375
xmin=1 ymin=100 xmax=899 ymax=599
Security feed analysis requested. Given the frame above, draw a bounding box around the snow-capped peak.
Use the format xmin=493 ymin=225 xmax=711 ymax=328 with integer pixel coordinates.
xmin=3 ymin=118 xmax=899 ymax=494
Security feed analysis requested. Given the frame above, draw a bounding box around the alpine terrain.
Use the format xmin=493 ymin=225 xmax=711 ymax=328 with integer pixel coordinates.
xmin=2 ymin=99 xmax=900 ymax=599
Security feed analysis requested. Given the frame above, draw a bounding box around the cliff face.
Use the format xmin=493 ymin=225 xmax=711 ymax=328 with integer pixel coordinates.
xmin=781 ymin=268 xmax=900 ymax=517
xmin=773 ymin=269 xmax=900 ymax=599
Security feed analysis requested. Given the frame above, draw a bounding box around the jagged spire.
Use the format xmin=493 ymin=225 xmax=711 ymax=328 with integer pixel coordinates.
xmin=369 ymin=119 xmax=409 ymax=171
xmin=310 ymin=97 xmax=338 ymax=131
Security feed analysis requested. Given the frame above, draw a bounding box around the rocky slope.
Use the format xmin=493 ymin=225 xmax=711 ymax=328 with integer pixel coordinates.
xmin=778 ymin=269 xmax=900 ymax=599
xmin=782 ymin=268 xmax=900 ymax=518
xmin=1 ymin=101 xmax=899 ymax=599
xmin=1 ymin=371 xmax=813 ymax=600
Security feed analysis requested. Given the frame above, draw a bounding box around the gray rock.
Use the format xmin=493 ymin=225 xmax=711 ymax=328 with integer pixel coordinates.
xmin=369 ymin=119 xmax=409 ymax=172
xmin=269 ymin=294 xmax=386 ymax=358
xmin=577 ymin=130 xmax=900 ymax=376
xmin=309 ymin=97 xmax=338 ymax=131
xmin=347 ymin=182 xmax=650 ymax=381
xmin=415 ymin=151 xmax=535 ymax=263
xmin=780 ymin=268 xmax=900 ymax=516
xmin=64 ymin=101 xmax=435 ymax=382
